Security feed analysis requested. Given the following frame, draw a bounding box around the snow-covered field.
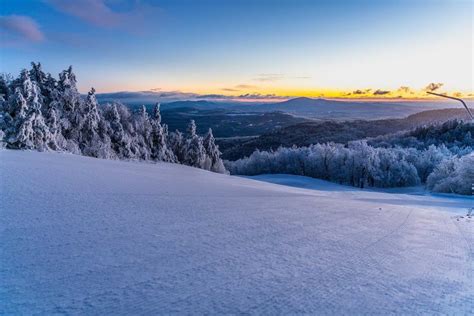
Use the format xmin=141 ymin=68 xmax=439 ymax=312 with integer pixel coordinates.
xmin=1 ymin=150 xmax=472 ymax=314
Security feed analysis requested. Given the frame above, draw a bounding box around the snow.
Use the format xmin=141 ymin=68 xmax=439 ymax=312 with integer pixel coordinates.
xmin=247 ymin=174 xmax=473 ymax=214
xmin=1 ymin=150 xmax=473 ymax=314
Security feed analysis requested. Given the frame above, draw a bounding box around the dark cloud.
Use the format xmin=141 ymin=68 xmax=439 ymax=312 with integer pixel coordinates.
xmin=352 ymin=89 xmax=372 ymax=95
xmin=373 ymin=89 xmax=391 ymax=95
xmin=197 ymin=93 xmax=288 ymax=100
xmin=397 ymin=86 xmax=414 ymax=94
xmin=0 ymin=15 xmax=44 ymax=44
xmin=424 ymin=82 xmax=444 ymax=92
xmin=238 ymin=93 xmax=287 ymax=99
xmin=221 ymin=88 xmax=239 ymax=92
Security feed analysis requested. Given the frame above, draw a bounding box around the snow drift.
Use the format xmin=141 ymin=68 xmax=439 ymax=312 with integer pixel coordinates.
xmin=1 ymin=150 xmax=472 ymax=314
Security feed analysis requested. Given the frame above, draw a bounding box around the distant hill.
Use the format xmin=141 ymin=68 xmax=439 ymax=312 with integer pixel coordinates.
xmin=219 ymin=108 xmax=472 ymax=160
xmin=229 ymin=97 xmax=468 ymax=120
xmin=98 ymin=92 xmax=470 ymax=121
xmin=161 ymin=107 xmax=310 ymax=138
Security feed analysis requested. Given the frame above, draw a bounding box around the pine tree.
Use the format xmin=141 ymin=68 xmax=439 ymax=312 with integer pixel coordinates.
xmin=0 ymin=73 xmax=11 ymax=101
xmin=46 ymin=106 xmax=61 ymax=150
xmin=184 ymin=120 xmax=206 ymax=168
xmin=79 ymin=88 xmax=104 ymax=156
xmin=153 ymin=103 xmax=161 ymax=124
xmin=29 ymin=62 xmax=47 ymax=98
xmin=150 ymin=103 xmax=175 ymax=162
xmin=187 ymin=119 xmax=197 ymax=137
xmin=203 ymin=128 xmax=226 ymax=173
xmin=108 ymin=103 xmax=131 ymax=158
xmin=168 ymin=130 xmax=186 ymax=163
xmin=134 ymin=105 xmax=152 ymax=160
xmin=13 ymin=79 xmax=53 ymax=150
xmin=57 ymin=66 xmax=80 ymax=112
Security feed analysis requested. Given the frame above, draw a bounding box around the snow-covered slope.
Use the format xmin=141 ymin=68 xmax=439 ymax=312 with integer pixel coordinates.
xmin=1 ymin=150 xmax=472 ymax=314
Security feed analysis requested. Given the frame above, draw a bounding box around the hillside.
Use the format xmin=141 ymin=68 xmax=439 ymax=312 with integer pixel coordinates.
xmin=161 ymin=107 xmax=310 ymax=137
xmin=1 ymin=150 xmax=472 ymax=314
xmin=221 ymin=108 xmax=472 ymax=160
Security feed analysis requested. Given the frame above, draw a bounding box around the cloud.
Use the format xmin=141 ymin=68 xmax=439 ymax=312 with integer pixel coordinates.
xmin=235 ymin=84 xmax=259 ymax=89
xmin=373 ymin=89 xmax=391 ymax=95
xmin=0 ymin=15 xmax=44 ymax=44
xmin=196 ymin=93 xmax=288 ymax=101
xmin=237 ymin=93 xmax=287 ymax=100
xmin=397 ymin=86 xmax=414 ymax=94
xmin=46 ymin=0 xmax=120 ymax=27
xmin=221 ymin=88 xmax=239 ymax=92
xmin=252 ymin=74 xmax=309 ymax=83
xmin=45 ymin=0 xmax=162 ymax=33
xmin=221 ymin=84 xmax=259 ymax=92
xmin=424 ymin=82 xmax=444 ymax=92
xmin=254 ymin=73 xmax=285 ymax=82
xmin=352 ymin=89 xmax=371 ymax=95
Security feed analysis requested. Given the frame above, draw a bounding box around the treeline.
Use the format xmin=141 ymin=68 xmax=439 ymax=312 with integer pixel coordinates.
xmin=368 ymin=119 xmax=474 ymax=153
xmin=226 ymin=133 xmax=473 ymax=195
xmin=0 ymin=63 xmax=226 ymax=173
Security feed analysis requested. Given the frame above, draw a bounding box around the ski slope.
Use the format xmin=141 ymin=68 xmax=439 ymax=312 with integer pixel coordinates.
xmin=1 ymin=150 xmax=473 ymax=314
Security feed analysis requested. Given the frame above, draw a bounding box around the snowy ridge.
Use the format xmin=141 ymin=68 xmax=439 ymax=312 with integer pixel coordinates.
xmin=1 ymin=150 xmax=473 ymax=314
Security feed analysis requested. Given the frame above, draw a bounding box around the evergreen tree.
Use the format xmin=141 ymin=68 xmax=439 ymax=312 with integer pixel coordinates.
xmin=184 ymin=120 xmax=206 ymax=168
xmin=13 ymin=81 xmax=52 ymax=150
xmin=79 ymin=88 xmax=104 ymax=156
xmin=150 ymin=103 xmax=175 ymax=162
xmin=134 ymin=105 xmax=152 ymax=160
xmin=168 ymin=130 xmax=186 ymax=163
xmin=57 ymin=66 xmax=80 ymax=113
xmin=108 ymin=103 xmax=131 ymax=158
xmin=203 ymin=128 xmax=226 ymax=173
xmin=0 ymin=63 xmax=230 ymax=173
xmin=187 ymin=119 xmax=197 ymax=137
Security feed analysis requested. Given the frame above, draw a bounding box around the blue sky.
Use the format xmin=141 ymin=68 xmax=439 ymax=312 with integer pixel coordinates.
xmin=0 ymin=0 xmax=472 ymax=99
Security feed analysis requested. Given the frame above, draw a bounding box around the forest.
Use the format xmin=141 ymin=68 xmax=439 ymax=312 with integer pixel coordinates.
xmin=226 ymin=124 xmax=473 ymax=195
xmin=0 ymin=63 xmax=226 ymax=173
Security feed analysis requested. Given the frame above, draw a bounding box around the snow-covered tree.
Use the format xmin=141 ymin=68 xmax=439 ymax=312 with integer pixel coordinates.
xmin=150 ymin=103 xmax=175 ymax=162
xmin=105 ymin=103 xmax=132 ymax=158
xmin=427 ymin=153 xmax=474 ymax=195
xmin=183 ymin=120 xmax=206 ymax=168
xmin=168 ymin=130 xmax=186 ymax=163
xmin=57 ymin=66 xmax=80 ymax=113
xmin=5 ymin=70 xmax=54 ymax=150
xmin=133 ymin=105 xmax=152 ymax=160
xmin=203 ymin=128 xmax=226 ymax=173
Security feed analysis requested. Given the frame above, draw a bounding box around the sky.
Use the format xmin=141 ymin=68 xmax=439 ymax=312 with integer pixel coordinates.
xmin=0 ymin=0 xmax=472 ymax=101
